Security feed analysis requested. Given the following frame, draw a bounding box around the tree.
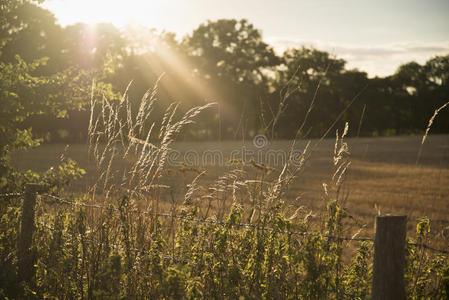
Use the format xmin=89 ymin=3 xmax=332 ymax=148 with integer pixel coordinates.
xmin=184 ymin=19 xmax=280 ymax=138
xmin=389 ymin=56 xmax=449 ymax=134
xmin=425 ymin=54 xmax=449 ymax=88
xmin=61 ymin=22 xmax=126 ymax=70
xmin=0 ymin=0 xmax=114 ymax=191
xmin=0 ymin=1 xmax=66 ymax=74
xmin=185 ymin=19 xmax=279 ymax=85
xmin=275 ymin=47 xmax=348 ymax=138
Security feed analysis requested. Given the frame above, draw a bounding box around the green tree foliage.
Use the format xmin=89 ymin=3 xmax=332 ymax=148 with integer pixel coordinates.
xmin=276 ymin=47 xmax=350 ymax=138
xmin=276 ymin=48 xmax=449 ymax=138
xmin=0 ymin=1 xmax=63 ymax=72
xmin=184 ymin=19 xmax=280 ymax=138
xmin=388 ymin=55 xmax=449 ymax=134
xmin=61 ymin=22 xmax=126 ymax=70
xmin=2 ymin=2 xmax=449 ymax=143
xmin=0 ymin=56 xmax=63 ymax=189
xmin=4 ymin=0 xmax=446 ymax=142
xmin=0 ymin=0 xmax=116 ymax=191
xmin=185 ymin=19 xmax=279 ymax=85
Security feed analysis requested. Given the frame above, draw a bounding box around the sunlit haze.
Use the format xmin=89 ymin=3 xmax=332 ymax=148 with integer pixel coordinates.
xmin=44 ymin=0 xmax=449 ymax=77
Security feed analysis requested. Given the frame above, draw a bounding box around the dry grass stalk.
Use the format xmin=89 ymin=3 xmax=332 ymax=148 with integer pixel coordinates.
xmin=184 ymin=170 xmax=206 ymax=205
xmin=416 ymin=101 xmax=449 ymax=165
xmin=88 ymin=80 xmax=216 ymax=208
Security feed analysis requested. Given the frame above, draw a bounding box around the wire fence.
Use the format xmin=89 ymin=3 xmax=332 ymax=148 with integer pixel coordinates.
xmin=407 ymin=242 xmax=449 ymax=255
xmin=0 ymin=192 xmax=24 ymax=199
xmin=37 ymin=220 xmax=196 ymax=264
xmin=40 ymin=193 xmax=374 ymax=242
xmin=2 ymin=191 xmax=449 ymax=255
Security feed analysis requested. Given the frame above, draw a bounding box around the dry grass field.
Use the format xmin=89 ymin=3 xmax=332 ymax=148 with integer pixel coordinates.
xmin=11 ymin=134 xmax=449 ymax=239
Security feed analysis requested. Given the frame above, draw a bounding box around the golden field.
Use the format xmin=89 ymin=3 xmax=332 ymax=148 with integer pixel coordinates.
xmin=11 ymin=134 xmax=449 ymax=239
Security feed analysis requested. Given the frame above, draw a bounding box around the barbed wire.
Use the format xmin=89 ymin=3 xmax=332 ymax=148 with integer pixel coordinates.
xmin=0 ymin=192 xmax=24 ymax=199
xmin=37 ymin=221 xmax=195 ymax=264
xmin=43 ymin=193 xmax=105 ymax=209
xmin=17 ymin=192 xmax=449 ymax=255
xmin=40 ymin=193 xmax=374 ymax=242
xmin=408 ymin=242 xmax=449 ymax=255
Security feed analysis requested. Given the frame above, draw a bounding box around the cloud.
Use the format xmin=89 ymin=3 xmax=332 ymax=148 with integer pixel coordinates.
xmin=266 ymin=38 xmax=449 ymax=77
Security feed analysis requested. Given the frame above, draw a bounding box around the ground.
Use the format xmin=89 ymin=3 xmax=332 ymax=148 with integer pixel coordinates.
xmin=11 ymin=134 xmax=449 ymax=241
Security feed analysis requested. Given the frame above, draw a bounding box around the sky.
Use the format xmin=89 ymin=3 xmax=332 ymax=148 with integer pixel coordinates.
xmin=43 ymin=0 xmax=449 ymax=77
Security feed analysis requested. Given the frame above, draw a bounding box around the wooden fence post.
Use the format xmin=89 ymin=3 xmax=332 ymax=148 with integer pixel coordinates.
xmin=372 ymin=215 xmax=407 ymax=300
xmin=18 ymin=183 xmax=41 ymax=286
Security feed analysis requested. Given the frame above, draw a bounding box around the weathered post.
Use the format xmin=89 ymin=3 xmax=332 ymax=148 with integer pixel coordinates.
xmin=18 ymin=183 xmax=41 ymax=286
xmin=372 ymin=215 xmax=407 ymax=300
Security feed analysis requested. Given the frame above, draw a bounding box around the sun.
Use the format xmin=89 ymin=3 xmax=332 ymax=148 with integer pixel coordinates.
xmin=43 ymin=0 xmax=168 ymax=29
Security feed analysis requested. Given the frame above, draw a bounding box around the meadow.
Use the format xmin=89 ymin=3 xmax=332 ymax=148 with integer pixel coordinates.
xmin=6 ymin=88 xmax=449 ymax=297
xmin=6 ymin=101 xmax=449 ymax=298
xmin=11 ymin=134 xmax=449 ymax=238
xmin=3 ymin=1 xmax=449 ymax=297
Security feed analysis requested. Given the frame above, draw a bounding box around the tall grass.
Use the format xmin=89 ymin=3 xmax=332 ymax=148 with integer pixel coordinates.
xmin=416 ymin=101 xmax=449 ymax=165
xmin=1 ymin=84 xmax=448 ymax=299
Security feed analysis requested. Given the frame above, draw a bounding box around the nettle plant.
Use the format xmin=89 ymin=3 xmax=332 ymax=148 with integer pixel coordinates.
xmin=1 ymin=85 xmax=448 ymax=299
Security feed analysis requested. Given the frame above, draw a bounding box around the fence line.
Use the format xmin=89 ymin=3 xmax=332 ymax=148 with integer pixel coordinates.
xmin=3 ymin=190 xmax=448 ymax=254
xmin=40 ymin=193 xmax=449 ymax=254
xmin=8 ymin=185 xmax=449 ymax=298
xmin=40 ymin=193 xmax=374 ymax=242
xmin=408 ymin=242 xmax=449 ymax=255
xmin=43 ymin=193 xmax=105 ymax=209
xmin=37 ymin=220 xmax=196 ymax=265
xmin=0 ymin=192 xmax=24 ymax=199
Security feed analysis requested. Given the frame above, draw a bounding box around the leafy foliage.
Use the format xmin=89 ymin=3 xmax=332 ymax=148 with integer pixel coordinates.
xmin=1 ymin=194 xmax=448 ymax=298
xmin=0 ymin=0 xmax=118 ymax=193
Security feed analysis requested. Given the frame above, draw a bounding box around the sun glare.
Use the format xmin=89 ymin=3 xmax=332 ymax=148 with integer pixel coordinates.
xmin=44 ymin=0 xmax=170 ymax=29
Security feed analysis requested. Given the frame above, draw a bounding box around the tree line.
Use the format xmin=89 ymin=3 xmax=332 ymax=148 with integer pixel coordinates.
xmin=2 ymin=1 xmax=449 ymax=145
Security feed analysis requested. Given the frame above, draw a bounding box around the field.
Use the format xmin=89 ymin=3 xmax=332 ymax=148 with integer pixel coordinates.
xmin=11 ymin=134 xmax=449 ymax=238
